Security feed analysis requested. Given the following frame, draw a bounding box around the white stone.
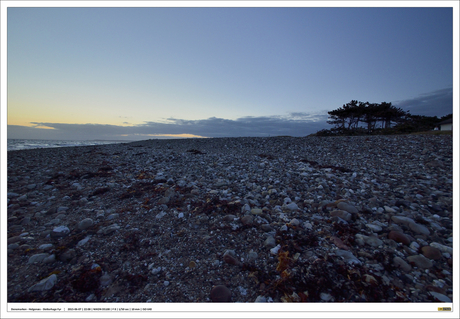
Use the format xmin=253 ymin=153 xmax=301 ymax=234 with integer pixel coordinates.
xmin=28 ymin=274 xmax=57 ymax=292
xmin=270 ymin=244 xmax=281 ymax=255
xmin=28 ymin=253 xmax=50 ymax=264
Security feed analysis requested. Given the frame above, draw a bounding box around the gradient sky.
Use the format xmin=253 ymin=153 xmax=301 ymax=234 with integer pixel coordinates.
xmin=4 ymin=3 xmax=456 ymax=140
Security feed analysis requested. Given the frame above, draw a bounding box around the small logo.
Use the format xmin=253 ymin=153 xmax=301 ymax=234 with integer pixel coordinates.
xmin=438 ymin=307 xmax=452 ymax=311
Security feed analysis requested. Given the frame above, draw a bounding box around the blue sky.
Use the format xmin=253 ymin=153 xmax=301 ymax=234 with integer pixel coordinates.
xmin=4 ymin=3 xmax=456 ymax=140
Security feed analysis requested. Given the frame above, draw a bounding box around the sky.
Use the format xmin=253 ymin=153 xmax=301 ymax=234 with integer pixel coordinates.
xmin=3 ymin=2 xmax=457 ymax=140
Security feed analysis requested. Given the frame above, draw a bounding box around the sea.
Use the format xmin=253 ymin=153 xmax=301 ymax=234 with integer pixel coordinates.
xmin=6 ymin=139 xmax=132 ymax=152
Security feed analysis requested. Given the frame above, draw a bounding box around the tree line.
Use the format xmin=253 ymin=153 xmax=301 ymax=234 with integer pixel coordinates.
xmin=316 ymin=100 xmax=452 ymax=136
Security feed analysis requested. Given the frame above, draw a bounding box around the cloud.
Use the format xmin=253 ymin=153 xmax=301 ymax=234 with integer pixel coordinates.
xmin=392 ymin=87 xmax=453 ymax=117
xmin=7 ymin=112 xmax=330 ymax=140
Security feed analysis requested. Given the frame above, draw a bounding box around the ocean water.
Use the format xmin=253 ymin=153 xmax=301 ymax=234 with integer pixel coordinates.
xmin=7 ymin=139 xmax=131 ymax=151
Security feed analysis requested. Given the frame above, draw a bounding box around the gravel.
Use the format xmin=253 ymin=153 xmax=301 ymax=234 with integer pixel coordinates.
xmin=6 ymin=135 xmax=453 ymax=303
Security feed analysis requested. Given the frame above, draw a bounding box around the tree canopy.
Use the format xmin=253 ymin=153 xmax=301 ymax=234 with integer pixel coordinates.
xmin=318 ymin=100 xmax=451 ymax=136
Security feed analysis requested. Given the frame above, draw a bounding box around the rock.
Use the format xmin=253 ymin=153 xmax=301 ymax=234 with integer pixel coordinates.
xmin=59 ymin=249 xmax=76 ymax=262
xmin=77 ymin=235 xmax=91 ymax=247
xmin=430 ymin=242 xmax=453 ymax=255
xmin=260 ymin=224 xmax=273 ymax=232
xmin=7 ymin=192 xmax=20 ymax=198
xmin=210 ymin=285 xmax=232 ymax=302
xmin=100 ymin=273 xmax=112 ymax=287
xmin=428 ymin=291 xmax=452 ymax=302
xmin=78 ymin=218 xmax=94 ymax=230
xmin=334 ymin=249 xmax=361 ymax=265
xmin=330 ymin=210 xmax=352 ymax=221
xmin=254 ymin=295 xmax=267 ymax=302
xmin=28 ymin=253 xmax=50 ymax=264
xmin=320 ymin=292 xmax=334 ymax=301
xmin=388 ymin=231 xmax=410 ymax=245
xmin=97 ymin=224 xmax=120 ymax=235
xmin=330 ymin=236 xmax=349 ymax=250
xmin=393 ymin=257 xmax=412 ymax=272
xmin=421 ymin=246 xmax=442 ymax=260
xmin=384 ymin=206 xmax=396 ymax=213
xmin=223 ymin=214 xmax=237 ymax=222
xmin=408 ymin=222 xmax=430 ymax=236
xmin=57 ymin=206 xmax=69 ymax=213
xmin=51 ymin=226 xmax=70 ymax=238
xmin=43 ymin=254 xmax=56 ymax=264
xmin=8 ymin=243 xmax=19 ymax=250
xmin=285 ymin=202 xmax=299 ymax=211
xmin=366 ymin=223 xmax=382 ymax=233
xmin=240 ymin=215 xmax=253 ymax=226
xmin=106 ymin=213 xmax=119 ymax=221
xmin=28 ymin=274 xmax=57 ymax=292
xmin=270 ymin=244 xmax=281 ymax=255
xmin=288 ymin=218 xmax=300 ymax=227
xmin=223 ymin=250 xmax=240 ymax=266
xmin=264 ymin=236 xmax=276 ymax=249
xmin=250 ymin=208 xmax=263 ymax=215
xmin=337 ymin=202 xmax=359 ymax=214
xmin=363 ymin=274 xmax=378 ymax=285
xmin=407 ymin=255 xmax=433 ymax=269
xmin=155 ymin=211 xmax=167 ymax=219
xmin=391 ymin=215 xmax=415 ymax=226
xmin=9 ymin=225 xmax=23 ymax=233
xmin=38 ymin=244 xmax=54 ymax=250
xmin=355 ymin=234 xmax=382 ymax=247
xmin=247 ymin=250 xmax=258 ymax=263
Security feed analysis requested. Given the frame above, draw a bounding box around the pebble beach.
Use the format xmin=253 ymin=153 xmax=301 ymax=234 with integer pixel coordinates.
xmin=6 ymin=135 xmax=453 ymax=303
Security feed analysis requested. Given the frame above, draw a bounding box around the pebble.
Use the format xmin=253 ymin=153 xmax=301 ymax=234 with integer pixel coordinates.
xmin=78 ymin=218 xmax=94 ymax=230
xmin=28 ymin=253 xmax=50 ymax=264
xmin=430 ymin=242 xmax=453 ymax=255
xmin=270 ymin=244 xmax=281 ymax=255
xmin=285 ymin=202 xmax=299 ymax=211
xmin=51 ymin=225 xmax=70 ymax=238
xmin=43 ymin=254 xmax=56 ymax=263
xmin=384 ymin=206 xmax=396 ymax=213
xmin=106 ymin=213 xmax=119 ymax=221
xmin=264 ymin=236 xmax=276 ymax=249
xmin=409 ymin=222 xmax=430 ymax=236
xmin=77 ymin=235 xmax=92 ymax=247
xmin=223 ymin=250 xmax=240 ymax=266
xmin=28 ymin=274 xmax=57 ymax=292
xmin=97 ymin=224 xmax=120 ymax=235
xmin=330 ymin=210 xmax=351 ymax=221
xmin=355 ymin=234 xmax=382 ymax=247
xmin=330 ymin=236 xmax=349 ymax=250
xmin=388 ymin=231 xmax=410 ymax=245
xmin=366 ymin=223 xmax=382 ymax=233
xmin=337 ymin=202 xmax=359 ymax=214
xmin=210 ymin=285 xmax=232 ymax=302
xmin=240 ymin=215 xmax=253 ymax=226
xmin=393 ymin=256 xmax=412 ymax=272
xmin=334 ymin=249 xmax=362 ymax=265
xmin=38 ymin=244 xmax=54 ymax=250
xmin=421 ymin=246 xmax=442 ymax=260
xmin=320 ymin=292 xmax=334 ymax=301
xmin=428 ymin=291 xmax=452 ymax=302
xmin=407 ymin=255 xmax=433 ymax=269
xmin=100 ymin=273 xmax=113 ymax=287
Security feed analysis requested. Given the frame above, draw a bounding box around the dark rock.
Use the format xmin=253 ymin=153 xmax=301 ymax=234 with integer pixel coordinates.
xmin=210 ymin=285 xmax=232 ymax=302
xmin=388 ymin=231 xmax=410 ymax=245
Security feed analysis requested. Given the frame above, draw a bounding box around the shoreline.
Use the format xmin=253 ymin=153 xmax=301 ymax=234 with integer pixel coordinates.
xmin=6 ymin=135 xmax=453 ymax=303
